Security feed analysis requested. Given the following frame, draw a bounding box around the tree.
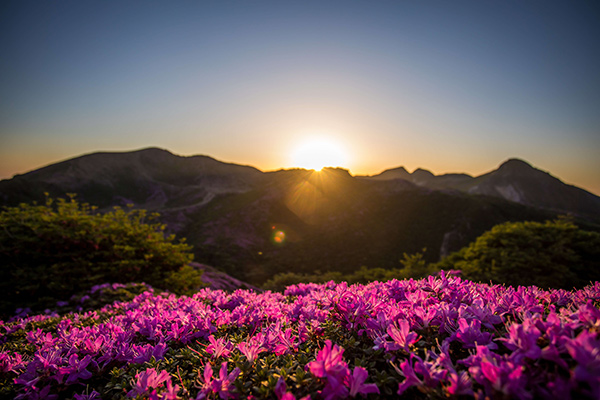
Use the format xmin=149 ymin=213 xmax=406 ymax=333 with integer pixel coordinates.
xmin=398 ymin=249 xmax=433 ymax=279
xmin=434 ymin=219 xmax=600 ymax=289
xmin=0 ymin=195 xmax=202 ymax=317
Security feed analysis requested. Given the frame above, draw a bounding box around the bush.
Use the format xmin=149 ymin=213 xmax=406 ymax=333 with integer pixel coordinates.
xmin=434 ymin=218 xmax=600 ymax=289
xmin=262 ymin=250 xmax=431 ymax=291
xmin=262 ymin=270 xmax=344 ymax=292
xmin=0 ymin=195 xmax=202 ymax=317
xmin=56 ymin=282 xmax=155 ymax=314
xmin=397 ymin=249 xmax=434 ymax=279
xmin=163 ymin=264 xmax=206 ymax=296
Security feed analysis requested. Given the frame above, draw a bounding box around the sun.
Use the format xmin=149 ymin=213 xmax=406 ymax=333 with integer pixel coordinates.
xmin=290 ymin=137 xmax=349 ymax=171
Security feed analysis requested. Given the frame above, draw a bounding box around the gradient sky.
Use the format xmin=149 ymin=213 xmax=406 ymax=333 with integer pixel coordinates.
xmin=1 ymin=0 xmax=599 ymax=194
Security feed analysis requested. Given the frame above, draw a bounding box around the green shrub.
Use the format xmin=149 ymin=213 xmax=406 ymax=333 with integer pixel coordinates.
xmin=262 ymin=270 xmax=344 ymax=292
xmin=163 ymin=264 xmax=206 ymax=296
xmin=58 ymin=282 xmax=154 ymax=314
xmin=397 ymin=248 xmax=434 ymax=279
xmin=0 ymin=195 xmax=201 ymax=317
xmin=262 ymin=250 xmax=431 ymax=291
xmin=433 ymin=218 xmax=600 ymax=289
xmin=344 ymin=266 xmax=403 ymax=284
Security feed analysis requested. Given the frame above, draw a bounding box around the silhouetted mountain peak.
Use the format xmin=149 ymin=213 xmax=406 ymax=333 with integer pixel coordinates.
xmin=363 ymin=157 xmax=600 ymax=219
xmin=368 ymin=166 xmax=411 ymax=181
xmin=497 ymin=158 xmax=535 ymax=172
xmin=491 ymin=159 xmax=551 ymax=182
xmin=321 ymin=167 xmax=352 ymax=178
xmin=411 ymin=168 xmax=435 ymax=185
xmin=390 ymin=166 xmax=409 ymax=174
xmin=134 ymin=147 xmax=172 ymax=155
xmin=0 ymin=148 xmax=264 ymax=209
xmin=412 ymin=168 xmax=434 ymax=177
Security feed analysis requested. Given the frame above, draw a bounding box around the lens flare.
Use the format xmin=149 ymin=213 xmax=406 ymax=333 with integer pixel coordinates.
xmin=273 ymin=230 xmax=286 ymax=244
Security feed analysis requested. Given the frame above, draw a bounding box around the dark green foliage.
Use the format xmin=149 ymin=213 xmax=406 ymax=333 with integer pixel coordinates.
xmin=246 ymin=182 xmax=560 ymax=286
xmin=4 ymin=156 xmax=577 ymax=287
xmin=262 ymin=271 xmax=345 ymax=292
xmin=433 ymin=218 xmax=600 ymax=289
xmin=264 ymin=219 xmax=600 ymax=291
xmin=0 ymin=195 xmax=200 ymax=317
xmin=164 ymin=264 xmax=206 ymax=297
xmin=59 ymin=282 xmax=154 ymax=314
xmin=398 ymin=249 xmax=435 ymax=279
xmin=262 ymin=250 xmax=433 ymax=291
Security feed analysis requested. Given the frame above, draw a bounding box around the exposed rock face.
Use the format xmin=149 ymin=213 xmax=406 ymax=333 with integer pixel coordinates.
xmin=440 ymin=230 xmax=463 ymax=258
xmin=493 ymin=185 xmax=522 ymax=203
xmin=192 ymin=262 xmax=259 ymax=291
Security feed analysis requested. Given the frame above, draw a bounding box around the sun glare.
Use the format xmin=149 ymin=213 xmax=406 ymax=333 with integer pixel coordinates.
xmin=290 ymin=137 xmax=348 ymax=171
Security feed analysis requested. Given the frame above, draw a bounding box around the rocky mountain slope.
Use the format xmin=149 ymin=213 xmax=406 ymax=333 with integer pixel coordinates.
xmin=368 ymin=158 xmax=600 ymax=220
xmin=0 ymin=148 xmax=263 ymax=209
xmin=1 ymin=148 xmax=598 ymax=284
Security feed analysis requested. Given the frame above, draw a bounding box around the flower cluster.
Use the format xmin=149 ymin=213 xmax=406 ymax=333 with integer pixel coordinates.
xmin=308 ymin=340 xmax=379 ymax=399
xmin=1 ymin=272 xmax=599 ymax=399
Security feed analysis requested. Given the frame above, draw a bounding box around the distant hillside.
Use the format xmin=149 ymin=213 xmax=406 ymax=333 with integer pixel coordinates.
xmin=0 ymin=148 xmax=263 ymax=209
xmin=368 ymin=158 xmax=600 ymax=221
xmin=1 ymin=148 xmax=598 ymax=284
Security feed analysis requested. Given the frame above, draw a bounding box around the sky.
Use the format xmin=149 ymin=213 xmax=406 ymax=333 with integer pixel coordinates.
xmin=1 ymin=0 xmax=599 ymax=194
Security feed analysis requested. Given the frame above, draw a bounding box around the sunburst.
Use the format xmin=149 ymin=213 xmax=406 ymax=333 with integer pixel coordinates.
xmin=290 ymin=137 xmax=348 ymax=171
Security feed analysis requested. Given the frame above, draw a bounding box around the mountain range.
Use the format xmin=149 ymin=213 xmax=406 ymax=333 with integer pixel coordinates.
xmin=368 ymin=158 xmax=600 ymax=218
xmin=1 ymin=148 xmax=599 ymax=284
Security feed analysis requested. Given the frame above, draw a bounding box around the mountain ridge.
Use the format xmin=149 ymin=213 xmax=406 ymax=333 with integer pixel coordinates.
xmin=1 ymin=148 xmax=598 ymax=284
xmin=368 ymin=157 xmax=600 ymax=219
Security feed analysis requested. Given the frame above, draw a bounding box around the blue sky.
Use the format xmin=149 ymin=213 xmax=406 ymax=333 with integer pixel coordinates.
xmin=1 ymin=0 xmax=599 ymax=194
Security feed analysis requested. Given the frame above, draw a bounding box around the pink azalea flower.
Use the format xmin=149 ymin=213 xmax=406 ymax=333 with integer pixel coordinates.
xmin=73 ymin=389 xmax=101 ymax=400
xmin=83 ymin=336 xmax=104 ymax=354
xmin=196 ymin=362 xmax=240 ymax=400
xmin=197 ymin=362 xmax=216 ymax=396
xmin=127 ymin=368 xmax=172 ymax=398
xmin=383 ymin=320 xmax=420 ymax=353
xmin=321 ymin=380 xmax=348 ymax=400
xmin=498 ymin=320 xmax=541 ymax=360
xmin=565 ymin=330 xmax=600 ymax=398
xmin=307 ymin=340 xmax=348 ymax=379
xmin=396 ymin=356 xmax=423 ymax=395
xmin=237 ymin=340 xmax=265 ymax=363
xmin=345 ymin=367 xmax=379 ymax=397
xmin=205 ymin=335 xmax=233 ymax=359
xmin=446 ymin=370 xmax=473 ymax=396
xmin=275 ymin=377 xmax=298 ymax=400
xmin=215 ymin=362 xmax=241 ymax=399
xmin=308 ymin=341 xmax=351 ymax=399
xmin=59 ymin=354 xmax=94 ymax=385
xmin=0 ymin=351 xmax=24 ymax=373
xmin=454 ymin=318 xmax=496 ymax=349
xmin=465 ymin=346 xmax=530 ymax=399
xmin=273 ymin=328 xmax=299 ymax=356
